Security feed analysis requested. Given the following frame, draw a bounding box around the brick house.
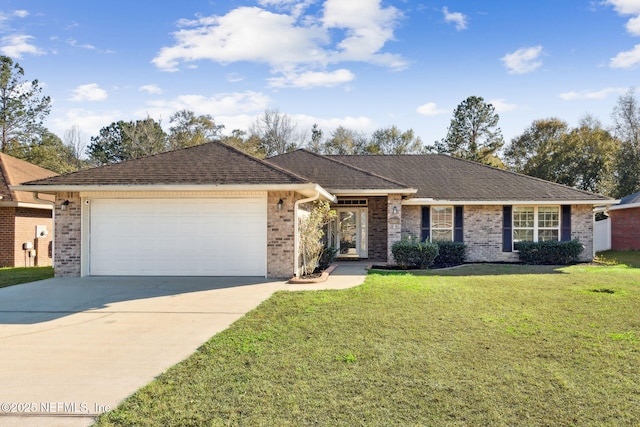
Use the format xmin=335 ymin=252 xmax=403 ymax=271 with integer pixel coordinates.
xmin=608 ymin=191 xmax=640 ymax=250
xmin=0 ymin=153 xmax=57 ymax=268
xmin=13 ymin=142 xmax=615 ymax=279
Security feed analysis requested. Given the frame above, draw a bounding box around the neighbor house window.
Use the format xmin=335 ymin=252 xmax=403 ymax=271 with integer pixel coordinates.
xmin=513 ymin=206 xmax=560 ymax=246
xmin=431 ymin=206 xmax=453 ymax=241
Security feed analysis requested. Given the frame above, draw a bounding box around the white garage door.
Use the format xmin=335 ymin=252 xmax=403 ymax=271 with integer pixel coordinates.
xmin=89 ymin=197 xmax=267 ymax=276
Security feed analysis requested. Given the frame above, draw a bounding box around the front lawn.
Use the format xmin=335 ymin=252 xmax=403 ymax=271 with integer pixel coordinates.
xmin=0 ymin=267 xmax=54 ymax=289
xmin=595 ymin=250 xmax=640 ymax=268
xmin=96 ymin=264 xmax=640 ymax=426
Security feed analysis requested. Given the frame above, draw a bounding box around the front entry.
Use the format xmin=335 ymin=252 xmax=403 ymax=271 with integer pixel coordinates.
xmin=329 ymin=208 xmax=368 ymax=258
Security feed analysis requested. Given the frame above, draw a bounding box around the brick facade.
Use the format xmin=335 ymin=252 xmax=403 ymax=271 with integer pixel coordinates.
xmin=367 ymin=196 xmax=388 ymax=261
xmin=0 ymin=206 xmax=53 ymax=268
xmin=610 ymin=207 xmax=640 ymax=250
xmin=54 ymin=193 xmax=82 ymax=277
xmin=267 ymin=191 xmax=299 ymax=278
xmin=401 ymin=204 xmax=595 ymax=263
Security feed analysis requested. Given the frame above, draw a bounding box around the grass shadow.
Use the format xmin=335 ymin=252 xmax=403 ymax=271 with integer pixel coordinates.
xmin=369 ymin=263 xmax=578 ymax=277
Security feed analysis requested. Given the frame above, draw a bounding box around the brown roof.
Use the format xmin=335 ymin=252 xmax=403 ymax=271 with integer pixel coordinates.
xmin=22 ymin=142 xmax=308 ymax=187
xmin=266 ymin=149 xmax=412 ymax=192
xmin=0 ymin=153 xmax=57 ymax=203
xmin=330 ymin=154 xmax=613 ymax=202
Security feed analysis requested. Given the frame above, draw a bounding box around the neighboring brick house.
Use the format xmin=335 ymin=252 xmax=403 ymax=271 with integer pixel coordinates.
xmin=609 ymin=191 xmax=640 ymax=250
xmin=0 ymin=153 xmax=57 ymax=268
xmin=14 ymin=142 xmax=615 ymax=279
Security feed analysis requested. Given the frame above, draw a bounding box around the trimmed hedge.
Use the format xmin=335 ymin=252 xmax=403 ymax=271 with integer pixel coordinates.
xmin=514 ymin=239 xmax=584 ymax=265
xmin=434 ymin=241 xmax=467 ymax=268
xmin=391 ymin=239 xmax=439 ymax=269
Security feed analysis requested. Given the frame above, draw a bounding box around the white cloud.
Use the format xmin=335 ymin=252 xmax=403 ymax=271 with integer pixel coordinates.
xmin=416 ymin=102 xmax=447 ymax=116
xmin=50 ymin=109 xmax=121 ymax=138
xmin=559 ymin=87 xmax=628 ymax=100
xmin=0 ymin=34 xmax=45 ymax=58
xmin=153 ymin=1 xmax=406 ymax=84
xmin=501 ymin=45 xmax=543 ymax=74
xmin=442 ymin=7 xmax=468 ymax=31
xmin=610 ymin=43 xmax=640 ymax=68
xmin=489 ymin=98 xmax=518 ymax=112
xmin=13 ymin=10 xmax=29 ymax=18
xmin=138 ymin=91 xmax=271 ymax=120
xmin=139 ymin=84 xmax=163 ymax=95
xmin=69 ymin=83 xmax=108 ymax=102
xmin=268 ymin=68 xmax=355 ymax=88
xmin=606 ymin=0 xmax=640 ymax=35
xmin=66 ymin=38 xmax=96 ymax=50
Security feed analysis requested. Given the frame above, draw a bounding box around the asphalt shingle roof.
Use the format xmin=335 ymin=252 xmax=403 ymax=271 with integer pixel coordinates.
xmin=22 ymin=142 xmax=308 ymax=187
xmin=329 ymin=154 xmax=612 ymax=201
xmin=266 ymin=149 xmax=411 ymax=191
xmin=0 ymin=153 xmax=57 ymax=203
xmin=619 ymin=191 xmax=640 ymax=205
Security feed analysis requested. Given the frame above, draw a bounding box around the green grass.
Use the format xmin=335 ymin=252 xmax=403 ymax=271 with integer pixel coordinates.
xmin=0 ymin=267 xmax=54 ymax=289
xmin=95 ymin=264 xmax=640 ymax=427
xmin=595 ymin=250 xmax=640 ymax=268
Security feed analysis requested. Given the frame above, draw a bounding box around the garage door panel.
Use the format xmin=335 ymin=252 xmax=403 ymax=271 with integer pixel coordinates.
xmin=90 ymin=197 xmax=267 ymax=276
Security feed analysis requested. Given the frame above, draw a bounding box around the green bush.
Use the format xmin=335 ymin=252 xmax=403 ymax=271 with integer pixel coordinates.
xmin=434 ymin=241 xmax=467 ymax=268
xmin=391 ymin=239 xmax=439 ymax=269
xmin=514 ymin=239 xmax=584 ymax=265
xmin=318 ymin=247 xmax=338 ymax=271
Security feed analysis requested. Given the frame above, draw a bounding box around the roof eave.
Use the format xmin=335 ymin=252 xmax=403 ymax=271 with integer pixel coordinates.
xmin=608 ymin=201 xmax=640 ymax=211
xmin=330 ymin=188 xmax=417 ymax=197
xmin=402 ymin=198 xmax=616 ymax=206
xmin=11 ymin=183 xmax=336 ymax=201
xmin=0 ymin=200 xmax=53 ymax=210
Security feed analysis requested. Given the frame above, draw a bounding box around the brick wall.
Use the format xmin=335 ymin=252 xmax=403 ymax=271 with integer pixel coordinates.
xmin=0 ymin=206 xmax=52 ymax=267
xmin=267 ymin=191 xmax=298 ymax=278
xmin=610 ymin=207 xmax=640 ymax=250
xmin=399 ymin=204 xmax=594 ymax=263
xmin=387 ymin=195 xmax=402 ymax=263
xmin=0 ymin=207 xmax=16 ymax=267
xmin=14 ymin=208 xmax=53 ymax=267
xmin=367 ymin=196 xmax=388 ymax=261
xmin=571 ymin=204 xmax=594 ymax=261
xmin=54 ymin=192 xmax=82 ymax=277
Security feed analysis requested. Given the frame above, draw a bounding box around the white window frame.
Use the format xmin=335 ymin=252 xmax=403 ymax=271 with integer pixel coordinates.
xmin=430 ymin=206 xmax=454 ymax=242
xmin=512 ymin=205 xmax=560 ymax=249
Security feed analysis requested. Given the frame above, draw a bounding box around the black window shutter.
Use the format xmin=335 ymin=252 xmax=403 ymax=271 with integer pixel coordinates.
xmin=503 ymin=206 xmax=512 ymax=252
xmin=561 ymin=205 xmax=571 ymax=241
xmin=454 ymin=206 xmax=464 ymax=242
xmin=421 ymin=206 xmax=430 ymax=242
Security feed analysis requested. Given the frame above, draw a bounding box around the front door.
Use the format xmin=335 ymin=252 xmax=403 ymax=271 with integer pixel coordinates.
xmin=330 ymin=208 xmax=368 ymax=258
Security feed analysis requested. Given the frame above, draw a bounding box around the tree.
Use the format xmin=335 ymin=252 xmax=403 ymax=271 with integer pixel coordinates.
xmin=298 ymin=201 xmax=336 ymax=276
xmin=368 ymin=126 xmax=424 ymax=154
xmin=167 ymin=110 xmax=224 ymax=150
xmin=87 ymin=117 xmax=167 ymax=165
xmin=307 ymin=123 xmax=324 ymax=153
xmin=435 ymin=96 xmax=504 ymax=165
xmin=249 ymin=109 xmax=299 ymax=157
xmin=503 ymin=116 xmax=619 ymax=195
xmin=611 ymin=88 xmax=640 ymax=198
xmin=220 ymin=129 xmax=265 ymax=158
xmin=7 ymin=127 xmax=80 ymax=174
xmin=63 ymin=125 xmax=89 ymax=170
xmin=503 ymin=118 xmax=570 ymax=181
xmin=0 ymin=56 xmax=51 ymax=152
xmin=320 ymin=126 xmax=369 ymax=155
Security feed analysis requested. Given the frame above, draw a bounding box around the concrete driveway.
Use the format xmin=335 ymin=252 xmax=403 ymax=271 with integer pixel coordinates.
xmin=0 ymin=263 xmax=367 ymax=427
xmin=0 ymin=276 xmax=289 ymax=427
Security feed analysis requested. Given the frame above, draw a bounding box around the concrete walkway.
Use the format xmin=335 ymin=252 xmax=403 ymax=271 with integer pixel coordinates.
xmin=0 ymin=263 xmax=367 ymax=427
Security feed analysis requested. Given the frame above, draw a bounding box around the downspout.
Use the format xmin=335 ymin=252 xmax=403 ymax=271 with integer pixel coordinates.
xmin=293 ymin=191 xmax=321 ymax=277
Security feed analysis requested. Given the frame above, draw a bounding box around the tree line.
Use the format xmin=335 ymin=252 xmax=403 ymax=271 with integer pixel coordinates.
xmin=1 ymin=55 xmax=638 ymax=198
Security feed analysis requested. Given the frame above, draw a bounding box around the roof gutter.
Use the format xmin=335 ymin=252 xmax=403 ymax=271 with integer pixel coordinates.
xmin=402 ymin=198 xmax=617 ymax=206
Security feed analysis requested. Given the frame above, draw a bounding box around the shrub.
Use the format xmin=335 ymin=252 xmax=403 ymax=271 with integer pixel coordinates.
xmin=514 ymin=239 xmax=584 ymax=265
xmin=391 ymin=239 xmax=439 ymax=269
xmin=299 ymin=201 xmax=337 ymax=276
xmin=318 ymin=246 xmax=338 ymax=271
xmin=434 ymin=241 xmax=467 ymax=268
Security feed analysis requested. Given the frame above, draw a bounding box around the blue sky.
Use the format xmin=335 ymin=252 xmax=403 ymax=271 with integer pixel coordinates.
xmin=1 ymin=0 xmax=639 ymax=149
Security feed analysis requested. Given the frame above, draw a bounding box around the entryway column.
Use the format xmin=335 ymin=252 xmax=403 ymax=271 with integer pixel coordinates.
xmin=387 ymin=195 xmax=402 ymax=264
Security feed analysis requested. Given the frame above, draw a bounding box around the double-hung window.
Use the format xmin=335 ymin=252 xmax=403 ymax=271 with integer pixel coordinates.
xmin=513 ymin=206 xmax=560 ymax=246
xmin=431 ymin=206 xmax=453 ymax=242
